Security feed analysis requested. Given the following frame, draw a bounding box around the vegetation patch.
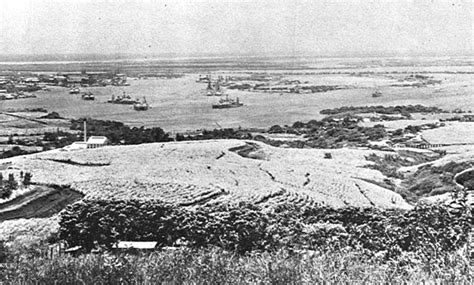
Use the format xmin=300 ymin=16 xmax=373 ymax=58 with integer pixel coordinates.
xmin=403 ymin=161 xmax=474 ymax=198
xmin=264 ymin=118 xmax=387 ymax=149
xmin=176 ymin=128 xmax=252 ymax=141
xmin=320 ymin=105 xmax=446 ymax=116
xmin=59 ymin=199 xmax=472 ymax=258
xmin=0 ymin=247 xmax=471 ymax=283
xmin=70 ymin=118 xmax=171 ymax=145
xmin=0 ymin=146 xmax=41 ymax=159
xmin=361 ymin=152 xmax=474 ymax=202
xmin=455 ymin=168 xmax=474 ymax=190
xmin=0 ymin=172 xmax=32 ymax=200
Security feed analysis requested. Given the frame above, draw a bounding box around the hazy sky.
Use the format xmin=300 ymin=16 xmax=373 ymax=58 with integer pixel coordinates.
xmin=0 ymin=0 xmax=472 ymax=57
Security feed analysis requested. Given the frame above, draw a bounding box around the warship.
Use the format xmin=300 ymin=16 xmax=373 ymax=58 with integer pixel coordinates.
xmin=108 ymin=91 xmax=140 ymax=104
xmin=81 ymin=92 xmax=95 ymax=100
xmin=212 ymin=95 xmax=243 ymax=109
xmin=69 ymin=87 xmax=80 ymax=94
xmin=372 ymin=90 xmax=382 ymax=97
xmin=133 ymin=97 xmax=149 ymax=111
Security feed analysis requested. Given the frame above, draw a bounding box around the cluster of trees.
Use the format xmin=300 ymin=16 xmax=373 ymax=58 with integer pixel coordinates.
xmin=176 ymin=128 xmax=252 ymax=141
xmin=403 ymin=161 xmax=474 ymax=199
xmin=320 ymin=105 xmax=445 ymax=116
xmin=402 ymin=122 xmax=442 ymax=134
xmin=68 ymin=115 xmax=388 ymax=150
xmin=265 ymin=118 xmax=387 ymax=149
xmin=364 ymin=153 xmax=420 ymax=180
xmin=60 ymin=198 xmax=472 ymax=258
xmin=0 ymin=132 xmax=81 ymax=156
xmin=0 ymin=172 xmax=32 ymax=199
xmin=70 ymin=119 xmax=170 ymax=145
xmin=0 ymin=146 xmax=32 ymax=159
xmin=363 ymin=152 xmax=462 ymax=202
xmin=42 ymin=131 xmax=82 ymax=149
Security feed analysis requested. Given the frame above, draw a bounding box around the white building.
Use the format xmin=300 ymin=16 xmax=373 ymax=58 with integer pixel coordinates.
xmin=86 ymin=136 xmax=108 ymax=149
xmin=62 ymin=136 xmax=108 ymax=151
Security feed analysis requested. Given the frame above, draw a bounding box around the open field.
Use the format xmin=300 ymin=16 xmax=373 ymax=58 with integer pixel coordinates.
xmin=0 ymin=112 xmax=71 ymax=136
xmin=422 ymin=122 xmax=474 ymax=145
xmin=2 ymin=140 xmax=411 ymax=209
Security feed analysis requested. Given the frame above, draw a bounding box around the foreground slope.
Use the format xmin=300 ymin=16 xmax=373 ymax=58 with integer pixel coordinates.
xmin=4 ymin=140 xmax=411 ymax=209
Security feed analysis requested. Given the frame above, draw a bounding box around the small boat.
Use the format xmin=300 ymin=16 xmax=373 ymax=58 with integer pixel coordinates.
xmin=69 ymin=87 xmax=80 ymax=94
xmin=81 ymin=92 xmax=95 ymax=100
xmin=133 ymin=97 xmax=149 ymax=111
xmin=212 ymin=95 xmax=243 ymax=109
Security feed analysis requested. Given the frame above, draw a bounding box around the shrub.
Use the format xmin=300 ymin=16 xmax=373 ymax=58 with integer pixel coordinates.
xmin=23 ymin=172 xmax=33 ymax=186
xmin=0 ymin=173 xmax=18 ymax=199
xmin=268 ymin=125 xmax=284 ymax=133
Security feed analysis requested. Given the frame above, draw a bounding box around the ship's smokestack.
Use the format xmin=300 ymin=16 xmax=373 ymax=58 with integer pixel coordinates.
xmin=83 ymin=120 xmax=87 ymax=143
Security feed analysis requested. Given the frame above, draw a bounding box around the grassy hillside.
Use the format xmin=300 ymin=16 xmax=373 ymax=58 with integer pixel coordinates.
xmin=5 ymin=139 xmax=410 ymax=209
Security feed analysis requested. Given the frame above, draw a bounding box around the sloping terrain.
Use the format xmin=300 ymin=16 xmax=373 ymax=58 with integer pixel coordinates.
xmin=3 ymin=140 xmax=411 ymax=209
xmin=0 ymin=185 xmax=83 ymax=220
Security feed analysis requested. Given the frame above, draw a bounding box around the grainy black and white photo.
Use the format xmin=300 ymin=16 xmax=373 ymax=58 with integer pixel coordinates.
xmin=0 ymin=0 xmax=472 ymax=283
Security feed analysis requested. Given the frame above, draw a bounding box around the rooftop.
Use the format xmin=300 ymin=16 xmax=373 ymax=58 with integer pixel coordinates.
xmin=87 ymin=136 xmax=108 ymax=144
xmin=112 ymin=241 xmax=157 ymax=249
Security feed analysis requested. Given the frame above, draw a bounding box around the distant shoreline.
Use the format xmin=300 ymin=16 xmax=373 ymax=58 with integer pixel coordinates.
xmin=0 ymin=53 xmax=472 ymax=65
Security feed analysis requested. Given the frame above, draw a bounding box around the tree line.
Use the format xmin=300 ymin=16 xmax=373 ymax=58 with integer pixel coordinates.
xmin=60 ymin=196 xmax=472 ymax=258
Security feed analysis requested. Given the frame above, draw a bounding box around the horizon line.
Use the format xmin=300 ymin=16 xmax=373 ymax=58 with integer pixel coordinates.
xmin=0 ymin=50 xmax=472 ymax=63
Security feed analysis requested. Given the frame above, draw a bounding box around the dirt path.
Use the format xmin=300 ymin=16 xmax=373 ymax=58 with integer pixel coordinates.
xmin=0 ymin=112 xmax=48 ymax=125
xmin=0 ymin=185 xmax=83 ymax=221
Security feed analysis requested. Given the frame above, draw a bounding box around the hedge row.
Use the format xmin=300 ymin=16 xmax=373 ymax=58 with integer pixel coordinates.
xmin=59 ymin=200 xmax=472 ymax=257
